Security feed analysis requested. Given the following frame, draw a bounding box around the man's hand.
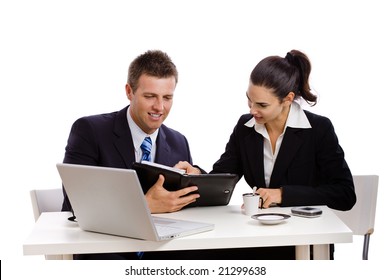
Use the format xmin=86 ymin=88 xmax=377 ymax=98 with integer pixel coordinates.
xmin=145 ymin=175 xmax=200 ymax=213
xmin=174 ymin=161 xmax=202 ymax=174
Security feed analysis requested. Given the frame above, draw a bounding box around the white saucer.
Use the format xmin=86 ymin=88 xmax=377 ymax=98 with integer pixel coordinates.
xmin=251 ymin=213 xmax=291 ymax=225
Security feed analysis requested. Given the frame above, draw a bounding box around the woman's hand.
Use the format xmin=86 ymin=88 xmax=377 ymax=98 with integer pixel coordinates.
xmin=174 ymin=161 xmax=202 ymax=174
xmin=257 ymin=188 xmax=282 ymax=208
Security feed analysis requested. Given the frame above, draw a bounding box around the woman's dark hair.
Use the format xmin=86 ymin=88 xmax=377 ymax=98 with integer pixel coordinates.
xmin=250 ymin=49 xmax=317 ymax=106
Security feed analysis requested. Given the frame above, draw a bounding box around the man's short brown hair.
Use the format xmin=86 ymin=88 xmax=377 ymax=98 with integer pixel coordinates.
xmin=127 ymin=50 xmax=178 ymax=92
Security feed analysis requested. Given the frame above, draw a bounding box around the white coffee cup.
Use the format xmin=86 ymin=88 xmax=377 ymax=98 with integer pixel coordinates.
xmin=242 ymin=193 xmax=260 ymax=216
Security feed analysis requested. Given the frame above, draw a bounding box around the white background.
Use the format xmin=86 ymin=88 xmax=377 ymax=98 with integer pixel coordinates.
xmin=1 ymin=0 xmax=388 ymax=278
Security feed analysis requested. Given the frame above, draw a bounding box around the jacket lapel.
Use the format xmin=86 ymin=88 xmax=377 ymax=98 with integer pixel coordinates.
xmin=244 ymin=130 xmax=266 ymax=187
xmin=113 ymin=106 xmax=136 ymax=168
xmin=154 ymin=127 xmax=171 ymax=165
xmin=270 ymin=127 xmax=304 ymax=186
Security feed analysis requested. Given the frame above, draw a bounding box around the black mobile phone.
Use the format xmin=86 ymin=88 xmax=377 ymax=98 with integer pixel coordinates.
xmin=291 ymin=207 xmax=322 ymax=218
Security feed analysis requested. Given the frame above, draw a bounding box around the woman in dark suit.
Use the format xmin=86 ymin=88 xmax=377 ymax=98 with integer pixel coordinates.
xmin=211 ymin=50 xmax=356 ymax=211
xmin=181 ymin=49 xmax=356 ymax=211
xmin=176 ymin=50 xmax=356 ymax=259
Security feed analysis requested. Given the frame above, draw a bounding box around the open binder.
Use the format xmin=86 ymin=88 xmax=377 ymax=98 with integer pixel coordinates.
xmin=132 ymin=161 xmax=239 ymax=207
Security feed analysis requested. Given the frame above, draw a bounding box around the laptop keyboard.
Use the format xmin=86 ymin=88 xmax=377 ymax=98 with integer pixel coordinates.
xmin=153 ymin=218 xmax=180 ymax=236
xmin=153 ymin=217 xmax=176 ymax=225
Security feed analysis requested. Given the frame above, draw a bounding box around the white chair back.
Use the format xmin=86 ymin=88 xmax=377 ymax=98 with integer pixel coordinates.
xmin=29 ymin=188 xmax=70 ymax=260
xmin=333 ymin=175 xmax=379 ymax=259
xmin=30 ymin=188 xmax=64 ymax=221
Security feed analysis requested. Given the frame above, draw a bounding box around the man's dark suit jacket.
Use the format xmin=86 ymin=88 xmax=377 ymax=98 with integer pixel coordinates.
xmin=61 ymin=105 xmax=193 ymax=212
xmin=212 ymin=111 xmax=356 ymax=211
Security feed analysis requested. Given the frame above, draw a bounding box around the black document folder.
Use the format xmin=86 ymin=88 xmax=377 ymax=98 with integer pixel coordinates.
xmin=132 ymin=161 xmax=239 ymax=207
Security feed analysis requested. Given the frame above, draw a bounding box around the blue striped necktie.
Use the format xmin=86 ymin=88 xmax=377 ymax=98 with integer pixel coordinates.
xmin=140 ymin=137 xmax=152 ymax=162
xmin=137 ymin=136 xmax=152 ymax=259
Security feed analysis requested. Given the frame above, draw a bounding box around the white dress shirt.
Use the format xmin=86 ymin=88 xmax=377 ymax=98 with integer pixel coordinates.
xmin=244 ymin=102 xmax=311 ymax=187
xmin=126 ymin=106 xmax=159 ymax=162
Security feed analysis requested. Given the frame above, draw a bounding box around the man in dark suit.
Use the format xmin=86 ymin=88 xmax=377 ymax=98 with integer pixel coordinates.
xmin=61 ymin=50 xmax=200 ymax=259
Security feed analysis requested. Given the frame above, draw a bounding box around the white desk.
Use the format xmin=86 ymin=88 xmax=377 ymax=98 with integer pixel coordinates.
xmin=23 ymin=205 xmax=352 ymax=260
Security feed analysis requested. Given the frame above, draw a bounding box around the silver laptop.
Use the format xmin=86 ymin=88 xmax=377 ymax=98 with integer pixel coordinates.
xmin=56 ymin=163 xmax=214 ymax=241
